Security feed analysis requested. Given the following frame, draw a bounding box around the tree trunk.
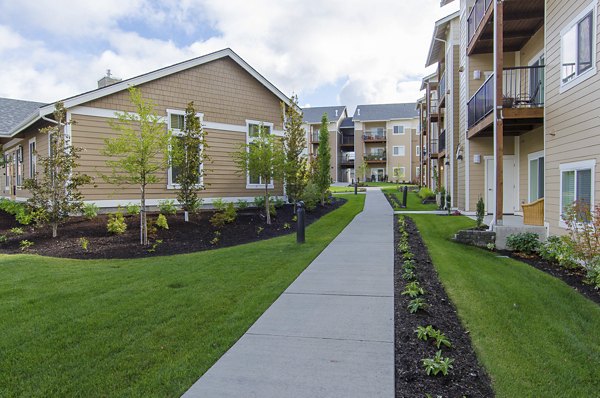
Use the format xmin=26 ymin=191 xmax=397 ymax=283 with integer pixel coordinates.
xmin=265 ymin=184 xmax=271 ymax=225
xmin=52 ymin=223 xmax=57 ymax=238
xmin=141 ymin=186 xmax=148 ymax=245
xmin=184 ymin=210 xmax=189 ymax=222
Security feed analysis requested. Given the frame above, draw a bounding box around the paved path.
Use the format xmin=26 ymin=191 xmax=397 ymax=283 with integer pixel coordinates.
xmin=183 ymin=189 xmax=394 ymax=398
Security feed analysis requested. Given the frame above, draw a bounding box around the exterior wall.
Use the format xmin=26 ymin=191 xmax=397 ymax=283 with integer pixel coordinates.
xmin=304 ymin=122 xmax=338 ymax=182
xmin=458 ymin=0 xmax=469 ymax=210
xmin=520 ymin=26 xmax=545 ymax=66
xmin=545 ymin=0 xmax=600 ymax=234
xmin=387 ymin=119 xmax=419 ymax=183
xmin=518 ymin=127 xmax=544 ymax=208
xmin=354 ymin=122 xmax=366 ymax=182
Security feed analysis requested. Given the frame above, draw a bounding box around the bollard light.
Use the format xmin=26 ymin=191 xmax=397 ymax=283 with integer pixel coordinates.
xmin=296 ymin=201 xmax=305 ymax=244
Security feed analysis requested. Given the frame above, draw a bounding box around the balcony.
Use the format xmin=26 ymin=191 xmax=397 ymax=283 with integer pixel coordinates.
xmin=340 ymin=135 xmax=354 ymax=146
xmin=364 ymin=153 xmax=386 ymax=163
xmin=363 ymin=129 xmax=386 ymax=142
xmin=310 ymin=132 xmax=320 ymax=143
xmin=438 ymin=71 xmax=447 ymax=109
xmin=429 ymin=139 xmax=439 ymax=159
xmin=438 ymin=130 xmax=446 ymax=155
xmin=340 ymin=152 xmax=355 ymax=166
xmin=467 ymin=65 xmax=545 ymax=138
xmin=467 ymin=0 xmax=544 ymax=55
xmin=429 ymin=99 xmax=439 ymax=122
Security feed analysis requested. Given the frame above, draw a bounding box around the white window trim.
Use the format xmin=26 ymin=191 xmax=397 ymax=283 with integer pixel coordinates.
xmin=167 ymin=109 xmax=205 ymax=190
xmin=559 ymin=0 xmax=598 ymax=93
xmin=393 ymin=167 xmax=406 ymax=179
xmin=559 ymin=159 xmax=596 ymax=228
xmin=416 ymin=145 xmax=420 ymax=157
xmin=246 ymin=119 xmax=275 ymax=190
xmin=392 ymin=145 xmax=406 ymax=157
xmin=28 ymin=138 xmax=36 ymax=179
xmin=392 ymin=125 xmax=405 ymax=135
xmin=527 ymin=150 xmax=544 ymax=202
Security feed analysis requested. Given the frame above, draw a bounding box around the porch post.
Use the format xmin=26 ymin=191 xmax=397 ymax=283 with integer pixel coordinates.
xmin=426 ymin=84 xmax=431 ymax=188
xmin=493 ymin=0 xmax=504 ymax=226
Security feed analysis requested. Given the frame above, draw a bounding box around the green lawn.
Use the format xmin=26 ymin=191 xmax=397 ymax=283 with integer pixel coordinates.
xmin=411 ymin=215 xmax=600 ymax=397
xmin=329 ymin=185 xmax=365 ymax=193
xmin=0 ymin=195 xmax=365 ymax=397
xmin=382 ymin=187 xmax=438 ymax=211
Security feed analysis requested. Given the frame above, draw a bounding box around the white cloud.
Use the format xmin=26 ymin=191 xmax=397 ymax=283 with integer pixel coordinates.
xmin=0 ymin=0 xmax=458 ymax=108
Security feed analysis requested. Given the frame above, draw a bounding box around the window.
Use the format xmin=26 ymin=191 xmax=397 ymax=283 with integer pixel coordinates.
xmin=29 ymin=139 xmax=36 ymax=178
xmin=393 ymin=167 xmax=406 ymax=180
xmin=416 ymin=166 xmax=421 ymax=177
xmin=393 ymin=125 xmax=405 ymax=135
xmin=560 ymin=160 xmax=595 ymax=223
xmin=561 ymin=2 xmax=597 ymax=88
xmin=416 ymin=145 xmax=420 ymax=157
xmin=246 ymin=120 xmax=274 ymax=189
xmin=393 ymin=146 xmax=405 ymax=156
xmin=16 ymin=146 xmax=23 ymax=187
xmin=167 ymin=109 xmax=204 ymax=189
xmin=528 ymin=151 xmax=544 ymax=202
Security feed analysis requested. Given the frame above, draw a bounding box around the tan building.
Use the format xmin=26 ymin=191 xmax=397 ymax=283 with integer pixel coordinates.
xmin=353 ymin=103 xmax=420 ymax=183
xmin=0 ymin=48 xmax=292 ymax=207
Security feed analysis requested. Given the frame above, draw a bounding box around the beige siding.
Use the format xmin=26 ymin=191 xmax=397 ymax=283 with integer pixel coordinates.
xmin=545 ymin=0 xmax=600 ymax=234
xmin=518 ymin=128 xmax=544 ymax=208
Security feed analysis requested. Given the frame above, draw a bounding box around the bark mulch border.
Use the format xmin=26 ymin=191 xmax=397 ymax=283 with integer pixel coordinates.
xmin=394 ymin=215 xmax=495 ymax=397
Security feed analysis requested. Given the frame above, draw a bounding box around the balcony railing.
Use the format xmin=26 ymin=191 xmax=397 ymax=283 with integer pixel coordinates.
xmin=340 ymin=135 xmax=354 ymax=145
xmin=467 ymin=65 xmax=545 ymax=129
xmin=429 ymin=139 xmax=439 ymax=155
xmin=429 ymin=98 xmax=438 ymax=115
xmin=467 ymin=0 xmax=493 ymax=46
xmin=364 ymin=153 xmax=386 ymax=162
xmin=363 ymin=129 xmax=386 ymax=141
xmin=439 ymin=130 xmax=446 ymax=153
xmin=438 ymin=71 xmax=446 ymax=104
xmin=311 ymin=132 xmax=320 ymax=142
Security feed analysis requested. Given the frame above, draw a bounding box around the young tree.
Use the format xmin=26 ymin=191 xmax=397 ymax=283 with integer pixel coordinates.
xmin=102 ymin=87 xmax=171 ymax=245
xmin=315 ymin=113 xmax=331 ymax=205
xmin=24 ymin=102 xmax=92 ymax=238
xmin=357 ymin=161 xmax=368 ymax=184
xmin=233 ymin=124 xmax=284 ymax=225
xmin=282 ymin=95 xmax=307 ymax=210
xmin=171 ymin=101 xmax=208 ymax=221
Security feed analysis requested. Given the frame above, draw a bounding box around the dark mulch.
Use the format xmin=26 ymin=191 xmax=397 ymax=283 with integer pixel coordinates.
xmin=497 ymin=249 xmax=600 ymax=305
xmin=395 ymin=215 xmax=495 ymax=397
xmin=0 ymin=199 xmax=345 ymax=259
xmin=384 ymin=191 xmax=403 ymax=209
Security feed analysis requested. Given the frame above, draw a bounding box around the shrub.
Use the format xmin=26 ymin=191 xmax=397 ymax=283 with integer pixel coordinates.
xmin=10 ymin=227 xmax=24 ymax=235
xmin=82 ymin=203 xmax=99 ymax=219
xmin=79 ymin=237 xmax=89 ymax=251
xmin=506 ymin=232 xmax=540 ymax=255
xmin=0 ymin=235 xmax=7 ymax=243
xmin=126 ymin=202 xmax=141 ymax=215
xmin=210 ymin=202 xmax=237 ymax=228
xmin=155 ymin=214 xmax=169 ymax=230
xmin=585 ymin=257 xmax=600 ymax=288
xmin=418 ymin=187 xmax=435 ymax=200
xmin=273 ymin=197 xmax=286 ymax=208
xmin=476 ymin=197 xmax=485 ymax=228
xmin=236 ymin=199 xmax=249 ymax=210
xmin=158 ymin=199 xmax=177 ymax=215
xmin=538 ymin=235 xmax=578 ymax=269
xmin=407 ymin=297 xmax=428 ymax=313
xmin=253 ymin=196 xmax=276 ymax=217
xmin=107 ymin=212 xmax=127 ymax=235
xmin=0 ymin=199 xmax=33 ymax=225
xmin=19 ymin=240 xmax=34 ymax=251
xmin=301 ymin=182 xmax=320 ymax=211
xmin=422 ymin=351 xmax=454 ymax=376
xmin=283 ymin=222 xmax=291 ymax=230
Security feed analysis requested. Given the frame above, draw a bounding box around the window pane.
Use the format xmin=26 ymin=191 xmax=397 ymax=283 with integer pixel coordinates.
xmin=538 ymin=157 xmax=544 ymax=199
xmin=530 ymin=159 xmax=539 ymax=201
xmin=248 ymin=143 xmax=260 ymax=184
xmin=561 ymin=25 xmax=577 ymax=83
xmin=249 ymin=124 xmax=260 ymax=138
xmin=562 ymin=170 xmax=575 ymax=214
xmin=578 ymin=13 xmax=593 ymax=75
xmin=576 ymin=168 xmax=592 ymax=206
xmin=170 ymin=114 xmax=184 ymax=130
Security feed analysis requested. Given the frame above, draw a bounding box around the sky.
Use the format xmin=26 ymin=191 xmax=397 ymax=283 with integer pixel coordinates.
xmin=0 ymin=0 xmax=458 ymax=114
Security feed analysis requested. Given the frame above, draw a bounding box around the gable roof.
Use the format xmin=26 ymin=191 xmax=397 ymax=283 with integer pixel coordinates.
xmin=426 ymin=11 xmax=460 ymax=67
xmin=0 ymin=97 xmax=46 ymax=135
xmin=352 ymin=103 xmax=418 ymax=121
xmin=3 ymin=48 xmax=291 ymax=137
xmin=302 ymin=106 xmax=346 ymax=124
xmin=340 ymin=117 xmax=354 ymax=129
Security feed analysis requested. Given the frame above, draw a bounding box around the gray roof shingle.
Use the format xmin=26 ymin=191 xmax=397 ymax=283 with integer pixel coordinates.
xmin=302 ymin=106 xmax=346 ymax=124
xmin=352 ymin=103 xmax=418 ymax=121
xmin=340 ymin=117 xmax=354 ymax=129
xmin=0 ymin=97 xmax=45 ymax=134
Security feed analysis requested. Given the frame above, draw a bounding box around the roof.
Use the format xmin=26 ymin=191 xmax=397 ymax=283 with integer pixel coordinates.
xmin=440 ymin=0 xmax=455 ymax=6
xmin=4 ymin=48 xmax=292 ymax=137
xmin=0 ymin=98 xmax=46 ymax=135
xmin=420 ymin=72 xmax=438 ymax=91
xmin=426 ymin=11 xmax=460 ymax=67
xmin=302 ymin=106 xmax=346 ymax=124
xmin=339 ymin=117 xmax=354 ymax=129
xmin=352 ymin=103 xmax=418 ymax=121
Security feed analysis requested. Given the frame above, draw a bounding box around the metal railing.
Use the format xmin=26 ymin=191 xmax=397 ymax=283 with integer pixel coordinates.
xmin=311 ymin=132 xmax=320 ymax=142
xmin=340 ymin=135 xmax=354 ymax=145
xmin=429 ymin=139 xmax=439 ymax=155
xmin=467 ymin=65 xmax=545 ymax=129
xmin=363 ymin=129 xmax=386 ymax=141
xmin=467 ymin=0 xmax=493 ymax=46
xmin=364 ymin=154 xmax=387 ymax=162
xmin=429 ymin=98 xmax=438 ymax=115
xmin=438 ymin=71 xmax=446 ymax=105
xmin=438 ymin=130 xmax=446 ymax=153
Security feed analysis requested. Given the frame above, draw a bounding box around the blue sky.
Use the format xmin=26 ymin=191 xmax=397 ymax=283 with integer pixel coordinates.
xmin=0 ymin=0 xmax=458 ymax=112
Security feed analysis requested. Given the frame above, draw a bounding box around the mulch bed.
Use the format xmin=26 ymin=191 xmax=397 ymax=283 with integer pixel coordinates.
xmin=497 ymin=249 xmax=600 ymax=305
xmin=384 ymin=191 xmax=403 ymax=209
xmin=0 ymin=198 xmax=345 ymax=259
xmin=394 ymin=215 xmax=494 ymax=397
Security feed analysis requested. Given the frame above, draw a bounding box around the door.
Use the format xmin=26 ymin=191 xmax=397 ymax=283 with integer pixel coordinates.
xmin=485 ymin=156 xmax=518 ymax=214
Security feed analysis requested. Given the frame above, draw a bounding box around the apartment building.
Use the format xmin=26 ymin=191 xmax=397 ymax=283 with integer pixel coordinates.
xmin=426 ymin=0 xmax=599 ymax=236
xmin=353 ymin=103 xmax=420 ymax=183
xmin=0 ymin=48 xmax=292 ymax=207
xmin=301 ymin=106 xmax=349 ymax=183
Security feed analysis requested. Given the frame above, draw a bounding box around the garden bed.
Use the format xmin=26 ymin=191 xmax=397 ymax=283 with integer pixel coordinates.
xmin=498 ymin=250 xmax=600 ymax=305
xmin=394 ymin=215 xmax=494 ymax=397
xmin=0 ymin=199 xmax=344 ymax=259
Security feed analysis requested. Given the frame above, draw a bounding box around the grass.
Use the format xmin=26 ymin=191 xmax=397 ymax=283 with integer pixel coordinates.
xmin=382 ymin=187 xmax=438 ymax=211
xmin=411 ymin=215 xmax=600 ymax=397
xmin=0 ymin=195 xmax=365 ymax=397
xmin=329 ymin=185 xmax=365 ymax=193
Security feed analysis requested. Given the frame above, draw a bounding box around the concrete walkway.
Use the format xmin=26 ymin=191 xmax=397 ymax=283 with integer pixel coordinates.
xmin=183 ymin=189 xmax=394 ymax=398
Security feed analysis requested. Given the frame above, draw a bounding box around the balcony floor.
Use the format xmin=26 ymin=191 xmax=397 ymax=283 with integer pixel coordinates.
xmin=468 ymin=107 xmax=543 ymax=139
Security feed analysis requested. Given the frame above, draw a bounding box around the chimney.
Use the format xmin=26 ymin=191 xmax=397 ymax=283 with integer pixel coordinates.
xmin=97 ymin=69 xmax=122 ymax=88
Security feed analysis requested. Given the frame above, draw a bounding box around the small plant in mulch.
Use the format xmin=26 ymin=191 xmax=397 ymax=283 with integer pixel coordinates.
xmin=147 ymin=239 xmax=163 ymax=253
xmin=19 ymin=240 xmax=34 ymax=252
xmin=10 ymin=227 xmax=24 ymax=236
xmin=107 ymin=212 xmax=127 ymax=235
xmin=401 ymin=281 xmax=425 ymax=298
xmin=416 ymin=325 xmax=452 ymax=349
xmin=422 ymin=350 xmax=455 ymax=376
xmin=155 ymin=214 xmax=169 ymax=230
xmin=79 ymin=237 xmax=90 ymax=252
